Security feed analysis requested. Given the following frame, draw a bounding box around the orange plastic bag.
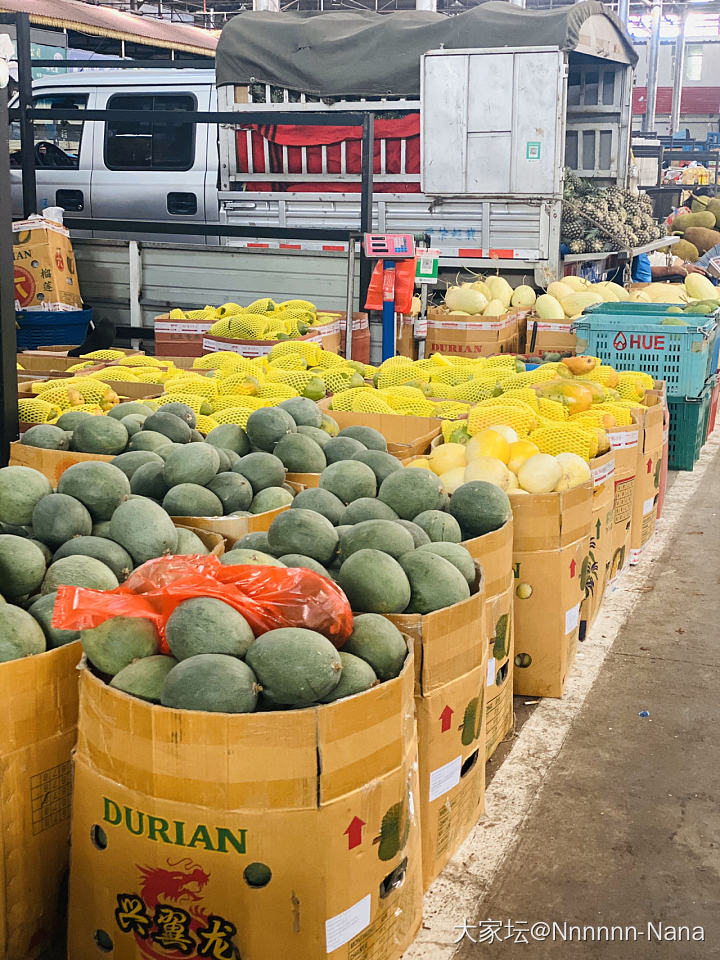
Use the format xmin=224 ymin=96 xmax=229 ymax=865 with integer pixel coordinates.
xmin=52 ymin=555 xmax=353 ymax=651
xmin=364 ymin=259 xmax=417 ymax=314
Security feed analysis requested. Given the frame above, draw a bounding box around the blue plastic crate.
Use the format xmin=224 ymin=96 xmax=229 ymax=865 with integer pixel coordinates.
xmin=572 ymin=305 xmax=716 ymax=396
xmin=16 ymin=307 xmax=92 ymax=351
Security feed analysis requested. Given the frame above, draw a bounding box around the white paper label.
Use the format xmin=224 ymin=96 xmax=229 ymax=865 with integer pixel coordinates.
xmin=531 ymin=321 xmax=573 ymax=333
xmin=202 ymin=335 xmax=321 ymax=356
xmin=591 ymin=457 xmax=615 ymax=486
xmin=155 ymin=321 xmax=212 ymax=335
xmin=325 ymin=895 xmax=372 ymax=953
xmin=629 ymin=548 xmax=642 ymax=565
xmin=428 ymin=755 xmax=463 ymax=803
xmin=487 ymin=657 xmax=496 ymax=687
xmin=643 ymin=497 xmax=655 ymax=515
xmin=565 ymin=602 xmax=581 ymax=634
xmin=609 ymin=430 xmax=638 ymax=450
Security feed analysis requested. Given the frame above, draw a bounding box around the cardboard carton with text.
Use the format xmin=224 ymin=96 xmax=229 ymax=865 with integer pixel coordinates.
xmin=68 ymin=655 xmax=422 ymax=960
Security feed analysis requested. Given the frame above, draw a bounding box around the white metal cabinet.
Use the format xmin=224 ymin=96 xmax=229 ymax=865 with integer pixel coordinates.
xmin=421 ymin=47 xmax=566 ymax=198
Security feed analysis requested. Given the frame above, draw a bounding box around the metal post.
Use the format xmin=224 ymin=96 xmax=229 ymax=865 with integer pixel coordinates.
xmin=642 ymin=0 xmax=662 ymax=134
xmin=16 ymin=13 xmax=36 ymax=218
xmin=359 ymin=113 xmax=374 ymax=313
xmin=344 ymin=238 xmax=356 ymax=360
xmin=0 ymin=85 xmax=18 ymax=465
xmin=617 ymin=0 xmax=629 ymax=30
xmin=381 ymin=260 xmax=396 ymax=362
xmin=128 ymin=240 xmax=143 ymax=350
xmin=670 ymin=8 xmax=687 ymax=137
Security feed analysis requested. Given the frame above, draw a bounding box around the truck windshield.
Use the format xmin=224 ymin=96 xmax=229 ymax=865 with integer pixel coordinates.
xmin=10 ymin=93 xmax=87 ymax=169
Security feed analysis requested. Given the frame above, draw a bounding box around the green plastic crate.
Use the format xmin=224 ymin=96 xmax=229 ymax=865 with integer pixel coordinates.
xmin=667 ymin=376 xmax=715 ymax=470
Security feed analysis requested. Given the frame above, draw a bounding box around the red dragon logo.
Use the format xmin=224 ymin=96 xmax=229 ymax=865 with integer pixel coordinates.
xmin=133 ymin=858 xmax=211 ymax=959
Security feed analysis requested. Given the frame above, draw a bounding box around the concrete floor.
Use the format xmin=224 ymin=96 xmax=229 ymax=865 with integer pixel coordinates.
xmin=409 ymin=434 xmax=720 ymax=959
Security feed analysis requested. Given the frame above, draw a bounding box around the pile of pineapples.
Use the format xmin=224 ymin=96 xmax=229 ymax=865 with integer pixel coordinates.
xmin=561 ymin=171 xmax=662 ymax=255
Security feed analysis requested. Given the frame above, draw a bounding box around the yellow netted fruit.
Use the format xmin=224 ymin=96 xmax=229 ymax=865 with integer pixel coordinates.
xmin=429 ymin=367 xmax=476 ymax=386
xmin=529 ymin=425 xmax=596 ymax=462
xmin=384 ymin=399 xmax=436 ymax=417
xmin=164 ymin=378 xmax=217 ymax=400
xmin=431 ymin=401 xmax=471 ymax=420
xmin=212 ymin=406 xmax=257 ymax=428
xmin=350 ymin=393 xmax=397 ymax=414
xmin=595 ymin=403 xmax=634 ymax=426
xmin=80 ymin=349 xmax=127 ymax=362
xmin=624 ymin=370 xmax=654 ymax=389
xmin=500 ymin=367 xmax=559 ymax=390
xmin=444 ymin=379 xmax=493 ymax=403
xmin=375 ymin=366 xmax=425 ymax=390
xmin=211 ymin=395 xmax=272 ymax=413
xmin=584 ymin=364 xmax=617 ymax=386
xmin=131 ymin=372 xmax=167 ymax=384
xmin=484 ymin=355 xmax=517 ymax=370
xmin=329 ymin=387 xmax=373 ymax=411
xmin=278 ymin=299 xmax=316 ymax=312
xmin=18 ymin=398 xmax=63 ymax=423
xmin=90 ymin=368 xmax=139 ymax=382
xmin=571 ymin=410 xmax=617 ymax=430
xmin=380 ymin=355 xmax=414 ymax=368
xmin=196 ymin=415 xmax=220 ymax=434
xmin=266 ymin=369 xmax=318 ymax=391
xmin=468 ymin=402 xmax=536 ymax=438
xmin=72 ymin=403 xmax=105 ymax=415
xmin=500 ymin=388 xmax=540 ymax=411
xmin=193 ymin=352 xmax=249 ymax=372
xmin=268 ymin=354 xmax=307 ymax=371
xmin=169 ymin=308 xmax=187 ymax=320
xmin=537 ymin=397 xmax=570 ymax=421
xmin=49 ymin=378 xmax=117 ymax=408
xmin=217 ymin=302 xmax=245 ymax=318
xmin=158 ymin=393 xmax=210 ymax=416
xmin=65 ymin=361 xmax=95 ymax=372
xmin=311 ymin=351 xmax=347 ymax=369
xmin=218 ymin=376 xmax=261 ymax=397
xmin=267 ymin=341 xmax=320 ymax=363
xmin=208 ymin=318 xmax=233 ymax=338
xmin=117 ymin=355 xmax=165 ymax=368
xmin=318 ymin=370 xmax=354 ymax=394
xmin=427 ymin=382 xmax=455 ymax=399
xmin=258 ymin=384 xmax=299 ymax=400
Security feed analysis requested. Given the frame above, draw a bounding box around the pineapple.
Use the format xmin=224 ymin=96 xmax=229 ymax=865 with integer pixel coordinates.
xmin=568 ymin=239 xmax=587 ymax=254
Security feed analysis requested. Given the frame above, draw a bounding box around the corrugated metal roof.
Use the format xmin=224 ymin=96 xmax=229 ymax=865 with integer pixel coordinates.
xmin=0 ymin=0 xmax=217 ymax=55
xmin=633 ymin=85 xmax=720 ymax=116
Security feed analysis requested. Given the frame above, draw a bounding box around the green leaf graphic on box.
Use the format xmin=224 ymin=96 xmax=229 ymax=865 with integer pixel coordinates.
xmin=493 ymin=613 xmax=509 ymax=660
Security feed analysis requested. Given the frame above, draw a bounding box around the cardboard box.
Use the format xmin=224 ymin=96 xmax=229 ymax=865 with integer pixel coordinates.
xmin=604 ymin=422 xmax=639 ymax=584
xmin=580 ymin=452 xmax=616 ymax=635
xmin=388 ymin=581 xmax=487 ymax=888
xmin=426 ymin=308 xmax=519 ymax=357
xmin=331 ymin=312 xmax=371 ymax=365
xmin=657 ymin=405 xmax=670 ymax=521
xmin=68 ymin=658 xmax=422 ymax=960
xmin=511 ymin=485 xmax=593 ymax=699
xmin=171 ymin=500 xmax=297 ymax=547
xmin=0 ymin=643 xmax=81 ymax=958
xmin=629 ymin=393 xmax=664 ymax=565
xmin=486 ymin=637 xmax=514 ymax=761
xmin=523 ymin=318 xmax=576 ymax=354
xmin=396 ymin=315 xmax=418 ymax=361
xmin=202 ymin=331 xmax=324 ymax=359
xmin=13 ymin=218 xmax=82 ymax=311
xmin=317 ymin=405 xmax=442 ymax=459
xmin=462 ymin=518 xmax=514 ymax=600
xmin=176 ymin=524 xmax=225 ymax=557
xmin=154 ymin=316 xmax=214 ymax=358
xmin=9 ymin=441 xmax=114 ymax=486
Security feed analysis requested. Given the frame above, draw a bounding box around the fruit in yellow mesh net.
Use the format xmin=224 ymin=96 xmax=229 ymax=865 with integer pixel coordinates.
xmin=18 ymin=398 xmax=62 ymax=423
xmin=554 ymin=452 xmax=592 ymax=491
xmin=160 ymin=393 xmax=210 ymax=416
xmin=466 ymin=429 xmax=511 ymax=465
xmin=529 ymin=425 xmax=595 ymax=462
xmin=92 ymin=368 xmax=139 ymax=383
xmin=407 ymin=458 xmax=431 ymax=470
xmin=428 ymin=443 xmax=467 ymax=476
xmin=439 ymin=466 xmax=467 ymax=494
xmin=585 ymin=364 xmax=619 ymax=389
xmin=464 ymin=456 xmax=513 ymax=491
xmin=350 ymin=393 xmax=396 ymax=414
xmin=431 ymin=401 xmax=471 ymax=420
xmin=518 ymin=453 xmax=563 ymax=494
xmin=468 ymin=404 xmax=536 ymax=438
xmin=328 ymin=387 xmax=370 ymax=411
xmin=80 ymin=349 xmax=126 ymax=362
xmin=534 ymin=380 xmax=594 ymax=415
xmin=500 ymin=388 xmax=540 ymax=411
xmin=257 ymin=384 xmax=299 ymax=400
xmin=196 ymin=415 xmax=220 ymax=434
xmin=375 ymin=366 xmax=425 ymax=390
xmin=65 ymin=361 xmax=95 ymax=372
xmin=508 ymin=439 xmax=540 ymax=474
xmin=537 ymin=397 xmax=569 ymax=421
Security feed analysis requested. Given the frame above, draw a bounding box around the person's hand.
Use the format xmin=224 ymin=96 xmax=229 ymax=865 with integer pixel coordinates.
xmin=685 ymin=262 xmax=707 ymax=275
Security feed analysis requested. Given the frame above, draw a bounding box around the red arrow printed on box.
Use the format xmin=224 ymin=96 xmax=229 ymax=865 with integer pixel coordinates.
xmin=570 ymin=559 xmax=577 ymax=578
xmin=345 ymin=816 xmax=366 ymax=850
xmin=440 ymin=705 xmax=454 ymax=732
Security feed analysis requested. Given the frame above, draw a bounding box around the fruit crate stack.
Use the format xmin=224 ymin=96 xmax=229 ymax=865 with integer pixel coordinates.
xmin=572 ymin=287 xmax=719 ymax=470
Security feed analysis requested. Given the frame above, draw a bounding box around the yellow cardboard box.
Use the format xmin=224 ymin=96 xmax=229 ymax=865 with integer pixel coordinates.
xmin=485 ymin=581 xmax=515 ymax=760
xmin=606 ymin=424 xmax=639 ymax=583
xmin=629 ymin=393 xmax=665 ymax=565
xmin=389 ymin=579 xmax=487 ymax=889
xmin=13 ymin=218 xmax=82 ymax=311
xmin=580 ymin=451 xmax=616 ymax=634
xmin=0 ymin=643 xmax=81 ymax=958
xmin=511 ymin=485 xmax=593 ymax=699
xmin=68 ymin=655 xmax=422 ymax=960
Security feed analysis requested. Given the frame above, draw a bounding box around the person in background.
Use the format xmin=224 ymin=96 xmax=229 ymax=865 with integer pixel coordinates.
xmin=683 ymin=241 xmax=720 ymax=276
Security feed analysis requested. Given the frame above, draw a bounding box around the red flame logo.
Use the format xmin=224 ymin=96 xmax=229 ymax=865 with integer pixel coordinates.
xmin=613 ymin=332 xmax=627 ymax=350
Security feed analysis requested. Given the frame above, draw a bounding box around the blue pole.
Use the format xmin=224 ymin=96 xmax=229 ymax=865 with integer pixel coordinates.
xmin=381 ymin=258 xmax=396 ymax=361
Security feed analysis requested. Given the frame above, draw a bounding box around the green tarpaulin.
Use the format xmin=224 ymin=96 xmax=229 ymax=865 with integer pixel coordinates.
xmin=216 ymin=1 xmax=636 ymax=98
